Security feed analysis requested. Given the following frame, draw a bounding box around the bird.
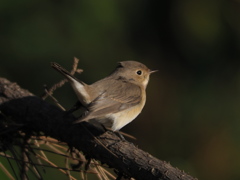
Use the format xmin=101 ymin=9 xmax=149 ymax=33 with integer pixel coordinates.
xmin=51 ymin=61 xmax=157 ymax=132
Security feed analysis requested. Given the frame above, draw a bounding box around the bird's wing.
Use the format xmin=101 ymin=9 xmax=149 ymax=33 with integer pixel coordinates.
xmin=77 ymin=80 xmax=142 ymax=122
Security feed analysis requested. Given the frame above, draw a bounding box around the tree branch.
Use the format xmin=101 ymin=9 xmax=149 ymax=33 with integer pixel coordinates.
xmin=0 ymin=77 xmax=197 ymax=180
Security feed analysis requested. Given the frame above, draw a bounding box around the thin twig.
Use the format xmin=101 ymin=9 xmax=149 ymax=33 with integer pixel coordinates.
xmin=102 ymin=168 xmax=116 ymax=180
xmin=0 ymin=153 xmax=95 ymax=173
xmin=92 ymin=159 xmax=109 ymax=180
xmin=65 ymin=151 xmax=72 ymax=180
xmin=21 ymin=138 xmax=30 ymax=180
xmin=24 ymin=146 xmax=43 ymax=180
xmin=35 ymin=153 xmax=81 ymax=180
xmin=43 ymin=89 xmax=66 ymax=111
xmin=0 ymin=162 xmax=15 ymax=180
xmin=8 ymin=146 xmax=21 ymax=180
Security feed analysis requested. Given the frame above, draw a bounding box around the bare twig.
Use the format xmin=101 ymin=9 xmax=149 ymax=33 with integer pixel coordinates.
xmin=0 ymin=153 xmax=95 ymax=174
xmin=20 ymin=138 xmax=30 ymax=180
xmin=43 ymin=88 xmax=66 ymax=111
xmin=0 ymin=162 xmax=15 ymax=180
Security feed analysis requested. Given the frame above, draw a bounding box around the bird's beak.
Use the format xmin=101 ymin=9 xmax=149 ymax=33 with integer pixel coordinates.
xmin=150 ymin=69 xmax=158 ymax=74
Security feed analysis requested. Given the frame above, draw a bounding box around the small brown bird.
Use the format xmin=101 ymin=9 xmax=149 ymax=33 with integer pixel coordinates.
xmin=51 ymin=61 xmax=157 ymax=131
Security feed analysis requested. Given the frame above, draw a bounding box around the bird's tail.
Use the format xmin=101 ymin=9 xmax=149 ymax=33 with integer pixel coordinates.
xmin=51 ymin=62 xmax=91 ymax=105
xmin=51 ymin=62 xmax=80 ymax=82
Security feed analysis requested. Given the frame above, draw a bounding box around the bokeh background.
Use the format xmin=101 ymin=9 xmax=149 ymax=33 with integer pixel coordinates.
xmin=1 ymin=0 xmax=240 ymax=179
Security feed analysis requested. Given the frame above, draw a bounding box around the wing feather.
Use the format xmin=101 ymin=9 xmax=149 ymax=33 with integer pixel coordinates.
xmin=80 ymin=80 xmax=142 ymax=121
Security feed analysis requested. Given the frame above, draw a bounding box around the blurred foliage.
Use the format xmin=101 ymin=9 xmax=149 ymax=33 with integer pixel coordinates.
xmin=1 ymin=0 xmax=240 ymax=180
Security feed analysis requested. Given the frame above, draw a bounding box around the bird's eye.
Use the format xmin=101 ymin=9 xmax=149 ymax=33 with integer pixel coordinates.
xmin=136 ymin=70 xmax=142 ymax=75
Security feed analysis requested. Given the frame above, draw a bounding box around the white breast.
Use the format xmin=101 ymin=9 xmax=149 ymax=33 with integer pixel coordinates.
xmin=110 ymin=94 xmax=146 ymax=131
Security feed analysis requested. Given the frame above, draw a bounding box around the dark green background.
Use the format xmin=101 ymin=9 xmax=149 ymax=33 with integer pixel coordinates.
xmin=1 ymin=0 xmax=240 ymax=179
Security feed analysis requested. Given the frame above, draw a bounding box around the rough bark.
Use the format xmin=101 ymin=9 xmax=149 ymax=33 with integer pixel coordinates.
xmin=0 ymin=77 xmax=197 ymax=180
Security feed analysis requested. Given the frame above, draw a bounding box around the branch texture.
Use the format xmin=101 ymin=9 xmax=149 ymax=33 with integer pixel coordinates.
xmin=0 ymin=77 xmax=197 ymax=180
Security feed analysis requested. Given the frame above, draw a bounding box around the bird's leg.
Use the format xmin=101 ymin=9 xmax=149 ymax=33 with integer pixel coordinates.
xmin=100 ymin=125 xmax=125 ymax=140
xmin=115 ymin=131 xmax=125 ymax=140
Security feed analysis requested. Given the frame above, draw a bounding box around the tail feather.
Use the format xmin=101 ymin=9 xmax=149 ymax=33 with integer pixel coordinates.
xmin=51 ymin=62 xmax=75 ymax=80
xmin=51 ymin=62 xmax=91 ymax=105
